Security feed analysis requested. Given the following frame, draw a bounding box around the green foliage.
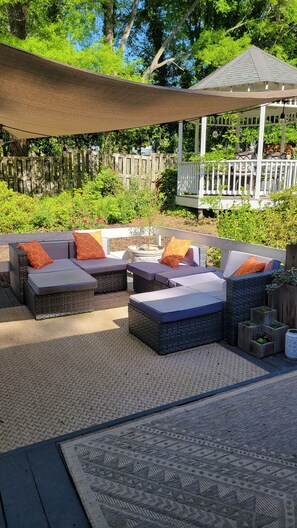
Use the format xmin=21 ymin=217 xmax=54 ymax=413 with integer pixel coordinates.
xmin=84 ymin=169 xmax=124 ymax=197
xmin=165 ymin=207 xmax=197 ymax=220
xmin=254 ymin=333 xmax=272 ymax=345
xmin=217 ymin=187 xmax=297 ymax=249
xmin=0 ymin=182 xmax=37 ymax=233
xmin=266 ymin=268 xmax=297 ymax=292
xmin=156 ymin=168 xmax=178 ymax=209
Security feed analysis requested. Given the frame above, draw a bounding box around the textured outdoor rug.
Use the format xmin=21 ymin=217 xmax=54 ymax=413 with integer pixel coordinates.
xmin=0 ymin=295 xmax=269 ymax=452
xmin=62 ymin=371 xmax=297 ymax=528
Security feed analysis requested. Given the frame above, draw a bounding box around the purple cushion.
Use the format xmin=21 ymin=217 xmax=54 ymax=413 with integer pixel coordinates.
xmin=129 ymin=287 xmax=223 ymax=323
xmin=155 ymin=265 xmax=210 ymax=286
xmin=28 ymin=269 xmax=97 ymax=295
xmin=127 ymin=262 xmax=171 ymax=281
xmin=28 ymin=259 xmax=77 ymax=274
xmin=71 ymin=257 xmax=126 ymax=273
xmin=39 ymin=241 xmax=69 ymax=259
xmin=264 ymin=259 xmax=281 ymax=271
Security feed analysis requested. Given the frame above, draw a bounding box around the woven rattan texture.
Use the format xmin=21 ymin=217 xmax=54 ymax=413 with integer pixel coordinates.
xmin=225 ymin=272 xmax=273 ymax=345
xmin=24 ymin=282 xmax=95 ymax=319
xmin=133 ymin=274 xmax=168 ymax=293
xmin=0 ymin=299 xmax=268 ymax=452
xmin=61 ymin=371 xmax=297 ymax=528
xmin=129 ymin=304 xmax=223 ymax=354
xmin=92 ymin=269 xmax=127 ymax=293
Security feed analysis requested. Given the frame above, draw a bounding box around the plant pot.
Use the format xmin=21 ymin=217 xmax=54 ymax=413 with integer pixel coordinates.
xmin=237 ymin=322 xmax=262 ymax=352
xmin=249 ymin=339 xmax=275 ymax=359
xmin=268 ymin=285 xmax=297 ymax=328
xmin=263 ymin=322 xmax=290 ymax=353
xmin=285 ymin=329 xmax=297 ymax=359
xmin=128 ymin=244 xmax=164 ymax=263
xmin=250 ymin=306 xmax=277 ymax=325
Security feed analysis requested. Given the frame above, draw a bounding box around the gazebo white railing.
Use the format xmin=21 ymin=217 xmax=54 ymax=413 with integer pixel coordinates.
xmin=177 ymin=158 xmax=297 ymax=201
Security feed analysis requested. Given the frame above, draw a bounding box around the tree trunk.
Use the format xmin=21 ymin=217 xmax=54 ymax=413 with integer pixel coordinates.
xmin=7 ymin=2 xmax=28 ymax=40
xmin=120 ymin=0 xmax=140 ymax=52
xmin=103 ymin=0 xmax=115 ymax=45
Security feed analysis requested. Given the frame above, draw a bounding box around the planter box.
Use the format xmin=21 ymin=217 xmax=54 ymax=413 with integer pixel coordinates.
xmin=250 ymin=306 xmax=277 ymax=325
xmin=268 ymin=285 xmax=297 ymax=328
xmin=263 ymin=322 xmax=290 ymax=353
xmin=238 ymin=322 xmax=262 ymax=352
xmin=250 ymin=339 xmax=275 ymax=359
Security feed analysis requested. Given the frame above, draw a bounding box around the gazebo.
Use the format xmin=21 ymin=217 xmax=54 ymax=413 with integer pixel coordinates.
xmin=176 ymin=46 xmax=297 ymax=210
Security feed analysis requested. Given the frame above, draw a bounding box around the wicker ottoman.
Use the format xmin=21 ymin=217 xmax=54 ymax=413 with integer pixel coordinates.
xmin=128 ymin=287 xmax=223 ymax=355
xmin=25 ymin=269 xmax=97 ymax=319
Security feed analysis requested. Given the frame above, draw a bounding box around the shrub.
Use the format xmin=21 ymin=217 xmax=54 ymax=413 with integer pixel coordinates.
xmin=217 ymin=187 xmax=297 ymax=249
xmin=156 ymin=168 xmax=178 ymax=209
xmin=0 ymin=182 xmax=37 ymax=233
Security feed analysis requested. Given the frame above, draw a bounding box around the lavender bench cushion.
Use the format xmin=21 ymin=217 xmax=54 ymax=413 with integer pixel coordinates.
xmin=39 ymin=241 xmax=69 ymax=259
xmin=28 ymin=259 xmax=78 ymax=274
xmin=127 ymin=262 xmax=196 ymax=282
xmin=28 ymin=269 xmax=97 ymax=295
xmin=168 ymin=271 xmax=223 ymax=287
xmin=155 ymin=265 xmax=211 ymax=286
xmin=71 ymin=257 xmax=126 ymax=274
xmin=129 ymin=287 xmax=223 ymax=323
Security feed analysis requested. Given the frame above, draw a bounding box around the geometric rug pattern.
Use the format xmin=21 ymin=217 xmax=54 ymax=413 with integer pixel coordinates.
xmin=62 ymin=372 xmax=297 ymax=528
xmin=0 ymin=297 xmax=269 ymax=451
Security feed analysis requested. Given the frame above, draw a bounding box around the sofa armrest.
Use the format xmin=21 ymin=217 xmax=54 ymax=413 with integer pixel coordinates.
xmin=225 ymin=271 xmax=273 ymax=345
xmin=182 ymin=245 xmax=207 ymax=267
xmin=9 ymin=243 xmax=29 ymax=303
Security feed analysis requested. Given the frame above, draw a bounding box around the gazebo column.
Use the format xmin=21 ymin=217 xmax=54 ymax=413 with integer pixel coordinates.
xmin=177 ymin=120 xmax=183 ymax=195
xmin=194 ymin=119 xmax=200 ymax=154
xmin=198 ymin=116 xmax=207 ymax=198
xmin=235 ymin=121 xmax=241 ymax=152
xmin=280 ymin=121 xmax=286 ymax=153
xmin=255 ymin=105 xmax=266 ymax=199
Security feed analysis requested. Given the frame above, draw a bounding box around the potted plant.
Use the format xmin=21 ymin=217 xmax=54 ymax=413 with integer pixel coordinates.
xmin=250 ymin=333 xmax=274 ymax=358
xmin=266 ymin=267 xmax=297 ymax=328
xmin=263 ymin=320 xmax=290 ymax=353
xmin=238 ymin=320 xmax=262 ymax=352
xmin=128 ymin=181 xmax=164 ymax=262
xmin=250 ymin=305 xmax=278 ymax=325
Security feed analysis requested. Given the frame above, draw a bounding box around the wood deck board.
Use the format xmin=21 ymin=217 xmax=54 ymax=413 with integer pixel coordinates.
xmin=26 ymin=443 xmax=90 ymax=528
xmin=0 ymin=451 xmax=49 ymax=528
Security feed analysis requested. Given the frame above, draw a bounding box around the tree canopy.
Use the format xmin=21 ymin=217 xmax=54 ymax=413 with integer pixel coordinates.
xmin=1 ymin=0 xmax=297 ymax=154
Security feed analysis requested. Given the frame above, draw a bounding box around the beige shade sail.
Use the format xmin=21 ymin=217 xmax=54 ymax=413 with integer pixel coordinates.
xmin=2 ymin=42 xmax=297 ymax=140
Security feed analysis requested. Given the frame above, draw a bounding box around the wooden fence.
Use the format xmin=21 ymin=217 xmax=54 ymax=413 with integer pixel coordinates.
xmin=0 ymin=151 xmax=177 ymax=195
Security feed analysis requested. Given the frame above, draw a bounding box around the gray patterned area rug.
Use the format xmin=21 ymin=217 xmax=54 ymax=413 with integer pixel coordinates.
xmin=61 ymin=371 xmax=297 ymax=528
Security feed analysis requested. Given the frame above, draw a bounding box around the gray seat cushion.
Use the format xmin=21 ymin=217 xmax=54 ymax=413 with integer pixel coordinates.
xmin=129 ymin=287 xmax=223 ymax=323
xmin=71 ymin=257 xmax=126 ymax=273
xmin=39 ymin=241 xmax=69 ymax=259
xmin=127 ymin=262 xmax=196 ymax=281
xmin=155 ymin=265 xmax=211 ymax=286
xmin=28 ymin=269 xmax=97 ymax=295
xmin=28 ymin=259 xmax=78 ymax=274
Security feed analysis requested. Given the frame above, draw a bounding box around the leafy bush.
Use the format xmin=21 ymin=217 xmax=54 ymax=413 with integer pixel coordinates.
xmin=217 ymin=187 xmax=297 ymax=249
xmin=83 ymin=168 xmax=123 ymax=197
xmin=156 ymin=168 xmax=178 ymax=209
xmin=0 ymin=182 xmax=37 ymax=233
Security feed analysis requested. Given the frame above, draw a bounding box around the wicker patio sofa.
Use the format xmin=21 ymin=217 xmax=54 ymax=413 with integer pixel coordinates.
xmin=9 ymin=239 xmax=127 ymax=319
xmin=128 ymin=250 xmax=281 ymax=348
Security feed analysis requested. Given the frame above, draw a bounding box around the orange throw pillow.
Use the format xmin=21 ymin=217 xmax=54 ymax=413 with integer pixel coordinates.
xmin=234 ymin=256 xmax=266 ymax=276
xmin=73 ymin=232 xmax=106 ymax=260
xmin=17 ymin=240 xmax=53 ymax=269
xmin=160 ymin=236 xmax=192 ymax=269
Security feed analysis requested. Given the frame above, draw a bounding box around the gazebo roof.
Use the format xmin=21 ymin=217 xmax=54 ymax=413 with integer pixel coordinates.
xmin=193 ymin=46 xmax=297 ymax=90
